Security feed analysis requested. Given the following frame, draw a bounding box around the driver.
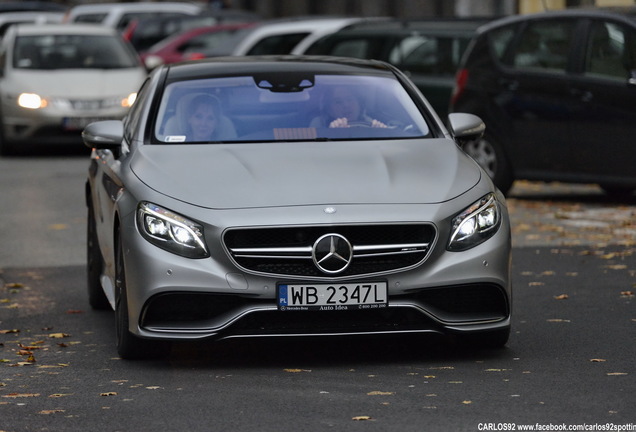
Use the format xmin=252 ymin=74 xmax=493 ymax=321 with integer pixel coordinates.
xmin=310 ymin=86 xmax=387 ymax=128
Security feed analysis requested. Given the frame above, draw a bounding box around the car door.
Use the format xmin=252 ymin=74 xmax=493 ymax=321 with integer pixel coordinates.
xmin=567 ymin=17 xmax=636 ymax=183
xmin=499 ymin=18 xmax=578 ymax=178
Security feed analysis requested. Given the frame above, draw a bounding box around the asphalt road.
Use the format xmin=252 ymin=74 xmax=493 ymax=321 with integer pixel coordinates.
xmin=1 ymin=154 xmax=635 ymax=432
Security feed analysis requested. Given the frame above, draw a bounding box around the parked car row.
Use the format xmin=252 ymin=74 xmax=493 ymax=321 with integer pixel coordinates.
xmin=2 ymin=2 xmax=636 ymax=198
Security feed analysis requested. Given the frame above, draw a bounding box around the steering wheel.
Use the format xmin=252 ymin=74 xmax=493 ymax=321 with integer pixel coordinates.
xmin=346 ymin=121 xmax=373 ymax=128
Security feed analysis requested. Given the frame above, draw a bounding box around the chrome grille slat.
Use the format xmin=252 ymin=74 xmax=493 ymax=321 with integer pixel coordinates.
xmin=223 ymin=224 xmax=436 ymax=278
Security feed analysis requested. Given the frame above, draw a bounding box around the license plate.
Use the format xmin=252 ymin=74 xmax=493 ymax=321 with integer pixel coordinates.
xmin=278 ymin=282 xmax=388 ymax=311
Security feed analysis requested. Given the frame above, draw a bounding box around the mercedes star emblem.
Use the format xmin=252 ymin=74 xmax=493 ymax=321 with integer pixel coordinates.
xmin=312 ymin=233 xmax=353 ymax=274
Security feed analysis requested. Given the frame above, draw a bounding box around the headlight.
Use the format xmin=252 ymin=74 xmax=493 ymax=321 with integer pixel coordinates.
xmin=448 ymin=193 xmax=501 ymax=251
xmin=123 ymin=92 xmax=137 ymax=108
xmin=18 ymin=93 xmax=47 ymax=109
xmin=137 ymin=202 xmax=209 ymax=258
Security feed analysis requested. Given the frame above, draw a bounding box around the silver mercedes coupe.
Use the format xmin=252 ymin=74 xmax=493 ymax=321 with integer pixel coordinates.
xmin=83 ymin=56 xmax=512 ymax=359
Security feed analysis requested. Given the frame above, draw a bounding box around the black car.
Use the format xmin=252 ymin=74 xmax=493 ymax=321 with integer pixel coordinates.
xmin=301 ymin=19 xmax=488 ymax=117
xmin=450 ymin=9 xmax=636 ymax=195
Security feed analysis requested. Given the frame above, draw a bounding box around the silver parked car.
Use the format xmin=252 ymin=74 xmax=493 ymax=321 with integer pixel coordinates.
xmin=83 ymin=56 xmax=512 ymax=359
xmin=0 ymin=24 xmax=147 ymax=154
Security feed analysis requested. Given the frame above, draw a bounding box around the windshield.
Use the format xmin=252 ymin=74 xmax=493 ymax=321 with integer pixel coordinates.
xmin=154 ymin=74 xmax=430 ymax=143
xmin=13 ymin=34 xmax=140 ymax=70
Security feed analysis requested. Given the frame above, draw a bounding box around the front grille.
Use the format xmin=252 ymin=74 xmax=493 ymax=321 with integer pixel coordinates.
xmin=223 ymin=224 xmax=436 ymax=278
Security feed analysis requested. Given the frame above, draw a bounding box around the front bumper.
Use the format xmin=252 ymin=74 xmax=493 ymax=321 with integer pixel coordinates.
xmin=120 ymin=207 xmax=512 ymax=342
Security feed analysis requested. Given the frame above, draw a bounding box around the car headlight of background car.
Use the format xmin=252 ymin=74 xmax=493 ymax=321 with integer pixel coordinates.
xmin=137 ymin=202 xmax=209 ymax=258
xmin=448 ymin=193 xmax=501 ymax=251
xmin=17 ymin=93 xmax=48 ymax=109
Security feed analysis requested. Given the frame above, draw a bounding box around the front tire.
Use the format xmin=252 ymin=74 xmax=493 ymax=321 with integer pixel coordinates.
xmin=114 ymin=230 xmax=168 ymax=359
xmin=87 ymin=202 xmax=109 ymax=310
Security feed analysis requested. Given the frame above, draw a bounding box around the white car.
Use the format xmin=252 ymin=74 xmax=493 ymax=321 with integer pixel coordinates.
xmin=63 ymin=2 xmax=202 ymax=33
xmin=0 ymin=24 xmax=147 ymax=154
xmin=206 ymin=17 xmax=389 ymax=56
xmin=0 ymin=11 xmax=64 ymax=37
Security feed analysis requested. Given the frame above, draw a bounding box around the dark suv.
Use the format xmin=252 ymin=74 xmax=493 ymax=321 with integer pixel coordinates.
xmin=450 ymin=9 xmax=636 ymax=195
xmin=302 ymin=19 xmax=488 ymax=117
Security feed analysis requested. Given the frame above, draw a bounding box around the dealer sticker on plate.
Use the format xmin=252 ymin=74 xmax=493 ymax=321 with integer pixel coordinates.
xmin=278 ymin=282 xmax=388 ymax=311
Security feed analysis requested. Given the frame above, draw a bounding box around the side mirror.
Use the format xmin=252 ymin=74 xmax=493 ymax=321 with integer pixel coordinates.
xmin=447 ymin=113 xmax=485 ymax=143
xmin=82 ymin=120 xmax=124 ymax=149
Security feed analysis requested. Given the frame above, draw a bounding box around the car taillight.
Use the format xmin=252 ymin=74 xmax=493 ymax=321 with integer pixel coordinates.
xmin=122 ymin=20 xmax=137 ymax=41
xmin=450 ymin=68 xmax=469 ymax=108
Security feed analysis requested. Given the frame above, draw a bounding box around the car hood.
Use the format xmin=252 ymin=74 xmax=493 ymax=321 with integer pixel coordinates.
xmin=130 ymin=139 xmax=481 ymax=209
xmin=5 ymin=69 xmax=145 ymax=97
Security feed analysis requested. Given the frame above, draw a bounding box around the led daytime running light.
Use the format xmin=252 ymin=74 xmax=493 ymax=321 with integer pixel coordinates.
xmin=137 ymin=202 xmax=208 ymax=258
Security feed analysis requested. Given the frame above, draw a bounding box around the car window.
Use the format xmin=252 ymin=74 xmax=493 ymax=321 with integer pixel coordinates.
xmin=72 ymin=13 xmax=107 ymax=24
xmin=511 ymin=20 xmax=575 ymax=73
xmin=13 ymin=34 xmax=140 ymax=69
xmin=118 ymin=12 xmax=187 ymax=32
xmin=328 ymin=38 xmax=372 ymax=58
xmin=154 ymin=74 xmax=430 ymax=143
xmin=487 ymin=25 xmax=516 ymax=62
xmin=179 ymin=30 xmax=237 ymax=54
xmin=246 ymin=33 xmax=309 ymax=55
xmin=390 ymin=35 xmax=469 ymax=76
xmin=124 ymin=77 xmax=151 ymax=144
xmin=584 ymin=20 xmax=636 ymax=81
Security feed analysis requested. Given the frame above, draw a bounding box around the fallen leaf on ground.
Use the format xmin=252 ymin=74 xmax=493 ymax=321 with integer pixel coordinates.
xmin=2 ymin=393 xmax=40 ymax=398
xmin=605 ymin=265 xmax=627 ymax=270
xmin=48 ymin=333 xmax=70 ymax=339
xmin=19 ymin=344 xmax=42 ymax=350
xmin=554 ymin=294 xmax=569 ymax=300
xmin=39 ymin=409 xmax=65 ymax=415
xmin=367 ymin=391 xmax=394 ymax=396
xmin=100 ymin=392 xmax=118 ymax=397
xmin=283 ymin=369 xmax=311 ymax=373
xmin=48 ymin=223 xmax=69 ymax=231
xmin=607 ymin=372 xmax=628 ymax=376
xmin=352 ymin=416 xmax=373 ymax=421
xmin=590 ymin=359 xmax=606 ymax=362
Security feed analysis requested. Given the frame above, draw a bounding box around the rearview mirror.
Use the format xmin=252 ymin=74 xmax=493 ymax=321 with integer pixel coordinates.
xmin=82 ymin=120 xmax=124 ymax=149
xmin=448 ymin=113 xmax=485 ymax=143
